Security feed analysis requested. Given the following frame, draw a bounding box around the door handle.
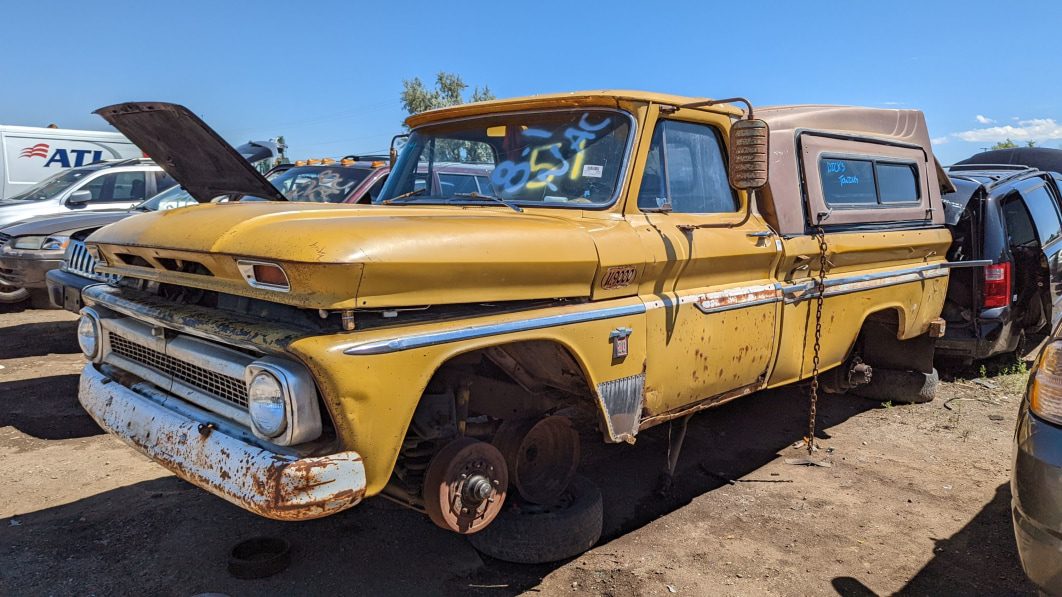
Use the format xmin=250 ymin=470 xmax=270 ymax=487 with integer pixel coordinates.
xmin=746 ymin=231 xmax=773 ymax=238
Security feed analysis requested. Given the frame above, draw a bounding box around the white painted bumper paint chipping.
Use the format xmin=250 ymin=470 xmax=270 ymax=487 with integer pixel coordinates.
xmin=78 ymin=363 xmax=366 ymax=520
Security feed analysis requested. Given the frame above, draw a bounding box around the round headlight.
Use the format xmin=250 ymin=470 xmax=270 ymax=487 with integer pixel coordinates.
xmin=248 ymin=371 xmax=287 ymax=438
xmin=77 ymin=312 xmax=99 ymax=359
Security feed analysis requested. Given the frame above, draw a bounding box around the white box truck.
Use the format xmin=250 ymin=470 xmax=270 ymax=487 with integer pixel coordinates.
xmin=1 ymin=125 xmax=142 ymax=199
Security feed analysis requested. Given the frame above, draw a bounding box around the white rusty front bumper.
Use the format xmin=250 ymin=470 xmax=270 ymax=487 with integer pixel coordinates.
xmin=79 ymin=363 xmax=366 ymax=520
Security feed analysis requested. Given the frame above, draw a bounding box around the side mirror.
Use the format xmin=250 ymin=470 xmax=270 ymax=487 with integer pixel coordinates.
xmin=67 ymin=190 xmax=92 ymax=206
xmin=389 ymin=133 xmax=409 ymax=168
xmin=729 ymin=119 xmax=769 ymax=191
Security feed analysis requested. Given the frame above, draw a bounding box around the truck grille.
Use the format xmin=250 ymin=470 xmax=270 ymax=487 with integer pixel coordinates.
xmin=108 ymin=333 xmax=249 ymax=408
xmin=64 ymin=240 xmax=117 ymax=282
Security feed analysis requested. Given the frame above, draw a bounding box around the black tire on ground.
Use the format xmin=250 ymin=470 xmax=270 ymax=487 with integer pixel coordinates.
xmin=467 ymin=475 xmax=603 ymax=564
xmin=0 ymin=285 xmax=30 ymax=304
xmin=852 ymin=367 xmax=938 ymax=404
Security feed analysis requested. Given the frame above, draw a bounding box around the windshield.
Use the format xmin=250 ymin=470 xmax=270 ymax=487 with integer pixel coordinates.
xmin=378 ymin=109 xmax=632 ymax=208
xmin=264 ymin=166 xmax=370 ymax=202
xmin=8 ymin=169 xmax=95 ymax=202
xmin=135 ymin=185 xmax=197 ymax=211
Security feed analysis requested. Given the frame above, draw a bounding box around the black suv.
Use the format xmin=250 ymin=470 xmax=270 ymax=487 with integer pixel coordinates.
xmin=937 ymin=149 xmax=1062 ymax=363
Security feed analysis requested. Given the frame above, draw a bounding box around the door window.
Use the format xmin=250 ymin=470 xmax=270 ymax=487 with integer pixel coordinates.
xmin=1020 ymin=184 xmax=1062 ymax=245
xmin=1002 ymin=195 xmax=1038 ymax=248
xmin=77 ymin=175 xmax=108 ymax=201
xmin=637 ymin=120 xmax=737 ymax=214
xmin=109 ymin=172 xmax=148 ymax=201
xmin=154 ymin=172 xmax=177 ymax=193
xmin=438 ymin=173 xmax=479 ymax=195
xmin=364 ymin=175 xmax=388 ymax=202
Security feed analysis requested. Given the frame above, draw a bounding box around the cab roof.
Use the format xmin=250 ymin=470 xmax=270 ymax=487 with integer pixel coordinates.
xmin=404 ymin=90 xmax=745 ymax=127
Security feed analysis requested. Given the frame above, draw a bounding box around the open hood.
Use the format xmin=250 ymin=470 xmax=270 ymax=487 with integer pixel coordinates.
xmin=93 ymin=102 xmax=286 ymax=203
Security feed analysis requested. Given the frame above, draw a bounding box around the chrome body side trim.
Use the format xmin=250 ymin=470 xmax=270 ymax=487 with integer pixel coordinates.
xmin=781 ymin=262 xmax=950 ymax=304
xmin=343 ymin=302 xmax=646 ymax=355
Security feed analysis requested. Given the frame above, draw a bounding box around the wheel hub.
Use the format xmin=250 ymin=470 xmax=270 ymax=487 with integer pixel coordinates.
xmin=423 ymin=437 xmax=507 ymax=534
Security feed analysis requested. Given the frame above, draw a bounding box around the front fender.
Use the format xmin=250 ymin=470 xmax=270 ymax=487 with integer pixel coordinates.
xmin=287 ymin=299 xmax=648 ymax=495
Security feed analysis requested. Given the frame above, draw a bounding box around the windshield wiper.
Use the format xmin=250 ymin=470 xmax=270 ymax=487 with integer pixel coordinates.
xmin=382 ymin=188 xmax=428 ymax=204
xmin=451 ymin=192 xmax=523 ymax=213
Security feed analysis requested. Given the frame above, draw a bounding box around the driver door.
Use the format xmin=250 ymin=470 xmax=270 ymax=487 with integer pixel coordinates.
xmin=631 ymin=109 xmax=781 ymax=416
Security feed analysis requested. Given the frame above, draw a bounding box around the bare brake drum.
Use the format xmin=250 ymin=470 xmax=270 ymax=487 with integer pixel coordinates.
xmin=423 ymin=437 xmax=508 ymax=534
xmin=492 ymin=415 xmax=580 ymax=505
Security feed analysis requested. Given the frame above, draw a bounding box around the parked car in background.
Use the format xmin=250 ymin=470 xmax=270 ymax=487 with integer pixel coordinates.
xmin=261 ymin=155 xmax=390 ymax=203
xmin=1013 ymin=322 xmax=1062 ymax=593
xmin=241 ymin=139 xmax=287 ymax=174
xmin=0 ymin=185 xmax=197 ymax=305
xmin=37 ymin=141 xmax=284 ymax=310
xmin=937 ymin=154 xmax=1062 ymax=363
xmin=0 ymin=124 xmax=141 ymax=199
xmin=0 ymin=158 xmax=175 ymax=229
xmin=956 ymin=147 xmax=1062 ymax=173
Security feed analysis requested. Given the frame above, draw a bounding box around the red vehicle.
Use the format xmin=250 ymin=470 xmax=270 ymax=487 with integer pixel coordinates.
xmin=263 ymin=155 xmax=391 ymax=204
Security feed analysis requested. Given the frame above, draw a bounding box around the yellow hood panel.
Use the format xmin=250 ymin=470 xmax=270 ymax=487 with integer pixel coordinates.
xmin=89 ymin=203 xmax=603 ymax=309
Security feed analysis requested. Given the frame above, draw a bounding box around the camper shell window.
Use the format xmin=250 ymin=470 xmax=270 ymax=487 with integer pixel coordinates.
xmin=801 ymin=133 xmax=935 ymax=228
xmin=819 ymin=157 xmax=920 ymax=207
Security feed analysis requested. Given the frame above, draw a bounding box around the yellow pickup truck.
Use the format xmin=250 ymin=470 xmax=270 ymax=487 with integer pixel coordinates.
xmin=75 ymin=93 xmax=954 ymax=562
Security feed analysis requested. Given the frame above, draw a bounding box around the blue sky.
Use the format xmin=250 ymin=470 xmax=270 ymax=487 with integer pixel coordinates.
xmin=2 ymin=0 xmax=1060 ymax=164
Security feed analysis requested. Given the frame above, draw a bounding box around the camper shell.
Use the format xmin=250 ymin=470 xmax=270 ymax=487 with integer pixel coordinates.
xmin=757 ymin=104 xmax=950 ymax=235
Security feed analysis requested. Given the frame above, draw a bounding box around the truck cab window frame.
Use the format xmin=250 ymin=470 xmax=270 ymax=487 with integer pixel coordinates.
xmin=637 ymin=119 xmax=738 ymax=214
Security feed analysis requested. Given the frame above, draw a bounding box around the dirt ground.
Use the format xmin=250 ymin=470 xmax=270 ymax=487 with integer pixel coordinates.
xmin=0 ymin=305 xmax=1036 ymax=596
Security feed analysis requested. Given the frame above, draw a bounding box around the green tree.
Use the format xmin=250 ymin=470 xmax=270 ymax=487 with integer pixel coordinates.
xmin=400 ymin=72 xmax=494 ymax=119
xmin=400 ymin=72 xmax=496 ymax=163
xmin=990 ymin=138 xmax=1038 ymax=150
xmin=991 ymin=138 xmax=1018 ymax=150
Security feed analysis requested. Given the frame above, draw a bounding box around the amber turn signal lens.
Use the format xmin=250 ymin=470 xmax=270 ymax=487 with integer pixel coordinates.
xmin=1031 ymin=341 xmax=1062 ymax=425
xmin=253 ymin=264 xmax=288 ymax=287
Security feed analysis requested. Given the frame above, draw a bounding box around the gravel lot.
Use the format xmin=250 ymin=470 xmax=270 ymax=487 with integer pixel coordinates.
xmin=0 ymin=305 xmax=1036 ymax=596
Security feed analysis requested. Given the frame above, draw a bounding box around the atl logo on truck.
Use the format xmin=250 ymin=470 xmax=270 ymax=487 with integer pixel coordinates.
xmin=19 ymin=143 xmax=107 ymax=167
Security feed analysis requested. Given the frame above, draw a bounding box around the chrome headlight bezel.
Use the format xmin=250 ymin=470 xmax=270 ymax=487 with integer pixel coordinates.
xmin=77 ymin=308 xmax=102 ymax=362
xmin=245 ymin=357 xmax=321 ymax=446
xmin=247 ymin=370 xmax=287 ymax=438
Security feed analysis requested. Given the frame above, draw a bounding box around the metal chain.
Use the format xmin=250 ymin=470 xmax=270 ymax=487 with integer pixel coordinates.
xmin=807 ymin=226 xmax=830 ymax=456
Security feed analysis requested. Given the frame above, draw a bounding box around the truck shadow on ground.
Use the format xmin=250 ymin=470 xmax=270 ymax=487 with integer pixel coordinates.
xmin=0 ymin=319 xmax=79 ymax=359
xmin=0 ymin=300 xmax=30 ymax=315
xmin=0 ymin=375 xmax=103 ymax=439
xmin=0 ymin=386 xmax=896 ymax=596
xmin=832 ymin=482 xmax=1031 ymax=596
